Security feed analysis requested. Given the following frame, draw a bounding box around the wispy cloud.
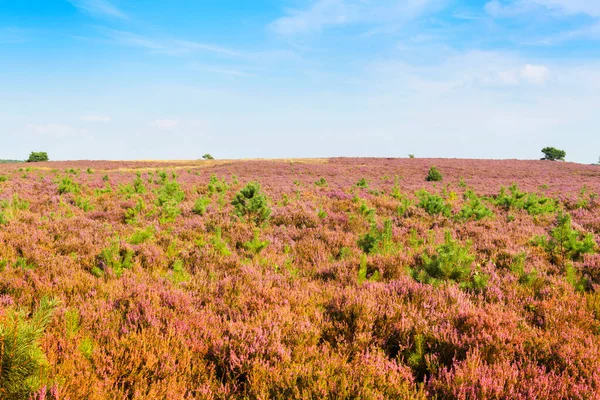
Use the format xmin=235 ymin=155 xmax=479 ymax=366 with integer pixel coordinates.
xmin=80 ymin=115 xmax=111 ymax=122
xmin=66 ymin=0 xmax=127 ymax=20
xmin=485 ymin=0 xmax=600 ymax=18
xmin=187 ymin=63 xmax=256 ymax=77
xmin=149 ymin=119 xmax=179 ymax=130
xmin=96 ymin=28 xmax=241 ymax=57
xmin=270 ymin=0 xmax=446 ymax=35
xmin=26 ymin=124 xmax=85 ymax=138
xmin=0 ymin=27 xmax=29 ymax=44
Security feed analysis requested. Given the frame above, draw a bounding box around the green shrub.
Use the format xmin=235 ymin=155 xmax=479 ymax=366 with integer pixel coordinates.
xmin=156 ymin=179 xmax=185 ymax=223
xmin=231 ymin=182 xmax=271 ymax=225
xmin=357 ymin=200 xmax=376 ymax=223
xmin=493 ymin=184 xmax=557 ymax=215
xmin=211 ymin=227 xmax=231 ymax=256
xmin=79 ymin=337 xmax=94 ymax=361
xmin=0 ymin=175 xmax=7 ymax=182
xmin=416 ymin=190 xmax=451 ymax=217
xmin=566 ymin=264 xmax=592 ymax=293
xmin=314 ymin=177 xmax=328 ymax=187
xmin=358 ymin=220 xmax=395 ymax=255
xmin=192 ymin=196 xmax=211 ymax=216
xmin=357 ymin=254 xmax=381 ymax=284
xmin=75 ymin=196 xmax=94 ymax=212
xmin=26 ymin=152 xmax=49 ymax=163
xmin=208 ymin=175 xmax=229 ymax=194
xmin=356 ymin=178 xmax=368 ymax=188
xmin=169 ymin=259 xmax=191 ymax=283
xmin=456 ymin=190 xmax=493 ymax=221
xmin=202 ymin=154 xmax=214 ymax=160
xmin=127 ymin=226 xmax=155 ymax=245
xmin=96 ymin=237 xmax=134 ymax=277
xmin=0 ymin=297 xmax=58 ymax=398
xmin=57 ymin=176 xmax=80 ymax=195
xmin=541 ymin=147 xmax=566 ymax=161
xmin=533 ymin=211 xmax=596 ymax=266
xmin=133 ymin=174 xmax=146 ymax=194
xmin=426 ymin=166 xmax=443 ymax=182
xmin=411 ymin=232 xmax=486 ymax=291
xmin=125 ymin=198 xmax=145 ymax=224
xmin=244 ymin=229 xmax=269 ymax=255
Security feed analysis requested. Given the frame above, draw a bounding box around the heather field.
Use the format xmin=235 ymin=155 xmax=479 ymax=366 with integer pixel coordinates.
xmin=2 ymin=158 xmax=600 ymax=399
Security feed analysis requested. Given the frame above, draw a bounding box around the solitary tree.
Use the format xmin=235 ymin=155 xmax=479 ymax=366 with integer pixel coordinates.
xmin=27 ymin=152 xmax=49 ymax=162
xmin=541 ymin=147 xmax=566 ymax=161
xmin=202 ymin=154 xmax=214 ymax=160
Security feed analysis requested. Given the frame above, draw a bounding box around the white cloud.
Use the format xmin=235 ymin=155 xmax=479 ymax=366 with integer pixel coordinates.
xmin=96 ymin=29 xmax=240 ymax=57
xmin=0 ymin=27 xmax=28 ymax=44
xmin=531 ymin=0 xmax=600 ymax=17
xmin=270 ymin=0 xmax=445 ymax=35
xmin=26 ymin=124 xmax=82 ymax=138
xmin=485 ymin=0 xmax=600 ymax=18
xmin=520 ymin=64 xmax=551 ymax=84
xmin=66 ymin=0 xmax=127 ymax=19
xmin=80 ymin=115 xmax=111 ymax=122
xmin=149 ymin=119 xmax=179 ymax=130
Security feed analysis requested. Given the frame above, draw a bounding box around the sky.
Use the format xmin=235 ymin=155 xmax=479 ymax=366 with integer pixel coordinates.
xmin=0 ymin=0 xmax=599 ymax=162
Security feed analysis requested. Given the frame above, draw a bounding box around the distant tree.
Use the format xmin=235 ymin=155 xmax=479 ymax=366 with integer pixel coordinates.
xmin=426 ymin=166 xmax=443 ymax=182
xmin=541 ymin=147 xmax=566 ymax=161
xmin=26 ymin=152 xmax=49 ymax=163
xmin=202 ymin=154 xmax=214 ymax=160
xmin=409 ymin=154 xmax=415 ymax=159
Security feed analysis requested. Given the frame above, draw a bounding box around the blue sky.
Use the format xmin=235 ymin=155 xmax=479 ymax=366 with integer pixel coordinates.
xmin=1 ymin=0 xmax=599 ymax=162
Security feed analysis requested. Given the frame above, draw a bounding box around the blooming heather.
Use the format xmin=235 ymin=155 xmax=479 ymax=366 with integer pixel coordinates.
xmin=0 ymin=158 xmax=599 ymax=399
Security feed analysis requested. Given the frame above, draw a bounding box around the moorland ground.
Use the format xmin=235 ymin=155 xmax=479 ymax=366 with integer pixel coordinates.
xmin=1 ymin=158 xmax=600 ymax=399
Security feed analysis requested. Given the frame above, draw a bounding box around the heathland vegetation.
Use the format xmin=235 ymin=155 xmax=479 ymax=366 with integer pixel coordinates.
xmin=0 ymin=157 xmax=599 ymax=398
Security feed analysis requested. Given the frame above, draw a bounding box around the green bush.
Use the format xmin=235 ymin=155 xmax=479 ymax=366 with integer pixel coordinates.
xmin=356 ymin=178 xmax=368 ymax=188
xmin=357 ymin=254 xmax=381 ymax=284
xmin=211 ymin=227 xmax=231 ymax=256
xmin=411 ymin=232 xmax=486 ymax=291
xmin=75 ymin=196 xmax=94 ymax=212
xmin=124 ymin=197 xmax=145 ymax=224
xmin=541 ymin=147 xmax=566 ymax=161
xmin=127 ymin=226 xmax=155 ymax=245
xmin=416 ymin=190 xmax=451 ymax=217
xmin=156 ymin=179 xmax=185 ymax=223
xmin=493 ymin=184 xmax=557 ymax=216
xmin=57 ymin=176 xmax=80 ymax=195
xmin=202 ymin=154 xmax=214 ymax=160
xmin=533 ymin=211 xmax=596 ymax=266
xmin=192 ymin=196 xmax=211 ymax=215
xmin=26 ymin=152 xmax=49 ymax=163
xmin=456 ymin=190 xmax=494 ymax=221
xmin=96 ymin=237 xmax=134 ymax=277
xmin=0 ymin=297 xmax=58 ymax=399
xmin=314 ymin=178 xmax=328 ymax=187
xmin=358 ymin=220 xmax=395 ymax=255
xmin=133 ymin=173 xmax=146 ymax=194
xmin=425 ymin=166 xmax=443 ymax=182
xmin=244 ymin=229 xmax=269 ymax=255
xmin=208 ymin=175 xmax=229 ymax=194
xmin=357 ymin=200 xmax=376 ymax=223
xmin=231 ymin=182 xmax=271 ymax=225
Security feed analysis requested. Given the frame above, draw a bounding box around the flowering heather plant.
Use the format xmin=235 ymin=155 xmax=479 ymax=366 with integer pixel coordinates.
xmin=0 ymin=158 xmax=599 ymax=398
